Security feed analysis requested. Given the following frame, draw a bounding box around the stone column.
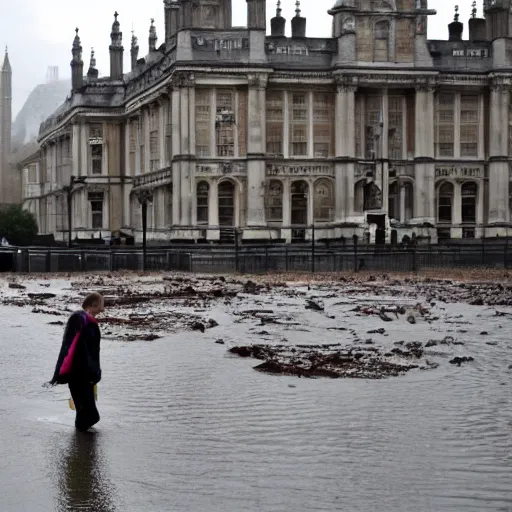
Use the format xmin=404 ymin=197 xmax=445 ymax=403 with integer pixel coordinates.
xmin=208 ymin=179 xmax=219 ymax=241
xmin=413 ymin=82 xmax=435 ymax=224
xmin=171 ymin=85 xmax=181 ymax=227
xmin=179 ymin=84 xmax=191 ymax=226
xmin=488 ymin=80 xmax=509 ymax=234
xmin=72 ymin=124 xmax=80 ymax=178
xmin=334 ymin=77 xmax=357 ymax=222
xmin=381 ymin=89 xmax=389 ymax=214
xmin=246 ymin=74 xmax=268 ymax=235
xmin=281 ymin=180 xmax=291 ymax=243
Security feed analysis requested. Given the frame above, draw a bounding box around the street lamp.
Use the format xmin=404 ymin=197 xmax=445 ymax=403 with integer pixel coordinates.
xmin=64 ymin=175 xmax=87 ymax=248
xmin=135 ymin=188 xmax=153 ymax=271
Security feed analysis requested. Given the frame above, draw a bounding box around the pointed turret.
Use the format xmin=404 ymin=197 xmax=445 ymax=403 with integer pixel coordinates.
xmin=70 ymin=28 xmax=84 ymax=91
xmin=149 ymin=18 xmax=158 ymax=52
xmin=87 ymin=48 xmax=98 ymax=79
xmin=131 ymin=31 xmax=139 ymax=70
xmin=2 ymin=47 xmax=11 ymax=74
xmin=110 ymin=11 xmax=124 ymax=80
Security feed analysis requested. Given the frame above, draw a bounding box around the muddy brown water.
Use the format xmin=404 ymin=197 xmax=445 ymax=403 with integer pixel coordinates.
xmin=1 ymin=281 xmax=512 ymax=511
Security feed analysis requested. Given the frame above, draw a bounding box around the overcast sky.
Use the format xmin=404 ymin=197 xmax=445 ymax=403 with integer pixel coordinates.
xmin=1 ymin=0 xmax=473 ymax=117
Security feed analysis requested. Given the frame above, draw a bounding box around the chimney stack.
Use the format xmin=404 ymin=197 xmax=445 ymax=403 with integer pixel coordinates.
xmin=469 ymin=1 xmax=486 ymax=41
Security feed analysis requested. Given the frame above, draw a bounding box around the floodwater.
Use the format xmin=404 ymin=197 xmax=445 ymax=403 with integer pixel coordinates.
xmin=1 ymin=281 xmax=512 ymax=511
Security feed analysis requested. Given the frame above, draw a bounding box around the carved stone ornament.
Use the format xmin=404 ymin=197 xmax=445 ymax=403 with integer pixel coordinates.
xmin=416 ymin=15 xmax=426 ymax=35
xmin=490 ymin=79 xmax=510 ymax=94
xmin=342 ymin=15 xmax=356 ymax=34
xmin=247 ymin=74 xmax=268 ymax=89
xmin=173 ymin=72 xmax=195 ymax=88
xmin=335 ymin=75 xmax=358 ymax=93
xmin=415 ymin=78 xmax=436 ymax=92
xmin=364 ymin=182 xmax=382 ymax=210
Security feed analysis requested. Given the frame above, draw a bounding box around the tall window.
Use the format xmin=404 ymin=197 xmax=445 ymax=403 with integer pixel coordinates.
xmin=365 ymin=96 xmax=382 ymax=159
xmin=91 ymin=145 xmax=103 ymax=175
xmin=89 ymin=124 xmax=103 ymax=175
xmin=460 ymin=95 xmax=478 ymax=157
xmin=313 ymin=93 xmax=334 ymax=157
xmin=388 ymin=181 xmax=399 ymax=220
xmin=197 ymin=181 xmax=209 ymax=224
xmin=196 ymin=89 xmax=211 ymax=157
xmin=461 ymin=182 xmax=477 ymax=223
xmin=314 ymin=179 xmax=334 ymax=222
xmin=216 ymin=91 xmax=235 ymax=157
xmin=436 ymin=93 xmax=455 ymax=157
xmin=166 ymin=102 xmax=172 ymax=163
xmin=238 ymin=90 xmax=247 ymax=157
xmin=149 ymin=108 xmax=160 ymax=172
xmin=166 ymin=184 xmax=173 ymax=226
xmin=373 ymin=20 xmax=390 ymax=62
xmin=129 ymin=121 xmax=137 ymax=176
xmin=139 ymin=116 xmax=145 ymax=174
xmin=265 ymin=180 xmax=283 ymax=222
xmin=289 ymin=93 xmax=308 ymax=156
xmin=27 ymin=164 xmax=37 ymax=183
xmin=388 ymin=96 xmax=404 ymax=160
xmin=266 ymin=91 xmax=284 ymax=155
xmin=437 ymin=182 xmax=453 ymax=223
xmin=88 ymin=192 xmax=104 ymax=229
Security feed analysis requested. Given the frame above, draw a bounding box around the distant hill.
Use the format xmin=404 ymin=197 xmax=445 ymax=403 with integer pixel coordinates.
xmin=12 ymin=80 xmax=71 ymax=150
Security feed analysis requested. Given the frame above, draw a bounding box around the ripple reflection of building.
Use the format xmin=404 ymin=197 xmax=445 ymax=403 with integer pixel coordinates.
xmin=56 ymin=432 xmax=117 ymax=512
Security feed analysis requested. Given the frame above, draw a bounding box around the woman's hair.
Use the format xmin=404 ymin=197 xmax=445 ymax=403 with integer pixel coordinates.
xmin=82 ymin=292 xmax=103 ymax=310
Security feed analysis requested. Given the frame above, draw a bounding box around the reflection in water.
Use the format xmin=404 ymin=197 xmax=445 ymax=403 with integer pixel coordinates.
xmin=55 ymin=432 xmax=116 ymax=512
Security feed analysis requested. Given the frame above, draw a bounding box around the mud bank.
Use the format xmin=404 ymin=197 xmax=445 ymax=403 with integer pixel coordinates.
xmin=1 ymin=271 xmax=509 ymax=379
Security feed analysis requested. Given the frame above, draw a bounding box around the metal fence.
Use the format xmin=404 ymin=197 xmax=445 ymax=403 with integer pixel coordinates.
xmin=2 ymin=241 xmax=512 ymax=274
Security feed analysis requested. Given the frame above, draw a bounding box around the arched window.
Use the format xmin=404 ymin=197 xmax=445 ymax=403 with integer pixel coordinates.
xmin=197 ymin=181 xmax=209 ymax=225
xmin=291 ymin=181 xmax=308 ymax=225
xmin=438 ymin=182 xmax=453 ymax=223
xmin=265 ymin=180 xmax=283 ymax=222
xmin=218 ymin=180 xmax=235 ymax=227
xmin=388 ymin=181 xmax=399 ymax=220
xmin=314 ymin=179 xmax=334 ymax=222
xmin=374 ymin=20 xmax=390 ymax=62
xmin=461 ymin=182 xmax=477 ymax=223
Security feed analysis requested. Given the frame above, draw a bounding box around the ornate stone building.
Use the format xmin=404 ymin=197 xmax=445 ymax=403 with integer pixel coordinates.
xmin=23 ymin=0 xmax=512 ymax=243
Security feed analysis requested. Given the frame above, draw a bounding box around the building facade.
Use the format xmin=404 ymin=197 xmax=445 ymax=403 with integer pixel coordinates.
xmin=23 ymin=0 xmax=512 ymax=244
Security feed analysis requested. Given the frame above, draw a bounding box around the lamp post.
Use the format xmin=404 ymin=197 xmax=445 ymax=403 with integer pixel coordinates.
xmin=135 ymin=188 xmax=153 ymax=271
xmin=65 ymin=176 xmax=87 ymax=248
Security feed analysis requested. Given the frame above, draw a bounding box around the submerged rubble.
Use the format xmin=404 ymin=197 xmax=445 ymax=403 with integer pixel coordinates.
xmin=1 ymin=270 xmax=510 ymax=379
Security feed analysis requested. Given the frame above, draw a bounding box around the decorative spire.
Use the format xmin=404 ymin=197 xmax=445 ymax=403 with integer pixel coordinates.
xmin=276 ymin=0 xmax=282 ymax=17
xmin=131 ymin=30 xmax=138 ymax=51
xmin=454 ymin=5 xmax=459 ymax=22
xmin=89 ymin=48 xmax=96 ymax=69
xmin=471 ymin=0 xmax=477 ymax=18
xmin=73 ymin=28 xmax=81 ymax=49
xmin=149 ymin=18 xmax=158 ymax=52
xmin=2 ymin=46 xmax=10 ymax=73
xmin=295 ymin=0 xmax=301 ymax=17
xmin=110 ymin=11 xmax=122 ymax=47
xmin=72 ymin=28 xmax=83 ymax=62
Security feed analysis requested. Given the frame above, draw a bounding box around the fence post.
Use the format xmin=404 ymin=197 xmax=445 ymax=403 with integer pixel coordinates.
xmin=481 ymin=239 xmax=485 ymax=266
xmin=412 ymin=246 xmax=417 ymax=273
xmin=234 ymin=228 xmax=239 ymax=273
xmin=353 ymin=234 xmax=358 ymax=272
xmin=505 ymin=238 xmax=509 ymax=269
xmin=46 ymin=250 xmax=51 ymax=273
xmin=285 ymin=246 xmax=289 ymax=272
xmin=109 ymin=249 xmax=113 ymax=272
xmin=311 ymin=224 xmax=315 ymax=273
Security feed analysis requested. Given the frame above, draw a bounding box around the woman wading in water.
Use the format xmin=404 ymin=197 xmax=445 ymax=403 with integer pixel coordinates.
xmin=48 ymin=292 xmax=104 ymax=432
